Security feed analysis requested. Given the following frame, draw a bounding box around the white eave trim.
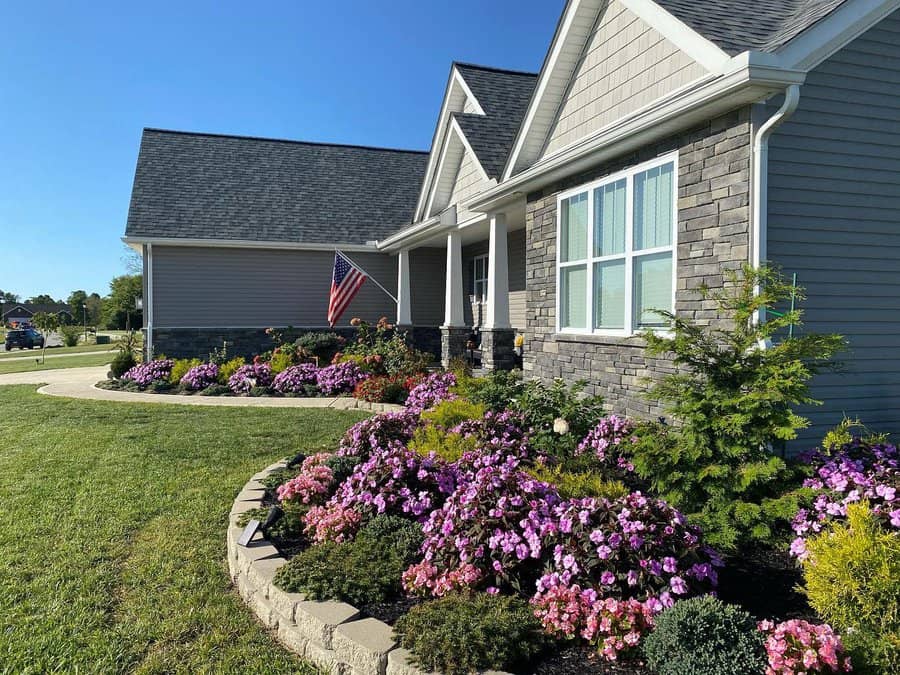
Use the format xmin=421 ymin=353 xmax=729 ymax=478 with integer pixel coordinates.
xmin=776 ymin=0 xmax=900 ymax=71
xmin=472 ymin=59 xmax=805 ymax=212
xmin=121 ymin=236 xmax=379 ymax=253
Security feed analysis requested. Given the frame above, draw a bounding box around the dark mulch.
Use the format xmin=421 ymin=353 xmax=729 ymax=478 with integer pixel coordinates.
xmin=717 ymin=544 xmax=814 ymax=621
xmin=359 ymin=595 xmax=424 ymax=625
xmin=525 ymin=645 xmax=651 ymax=675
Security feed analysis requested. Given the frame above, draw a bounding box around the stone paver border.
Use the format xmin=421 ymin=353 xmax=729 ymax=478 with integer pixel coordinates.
xmin=228 ymin=462 xmax=513 ymax=675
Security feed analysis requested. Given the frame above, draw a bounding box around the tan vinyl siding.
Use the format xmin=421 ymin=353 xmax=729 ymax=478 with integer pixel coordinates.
xmin=449 ymin=148 xmax=490 ymax=222
xmin=461 ymin=229 xmax=526 ymax=330
xmin=767 ymin=10 xmax=900 ymax=445
xmin=151 ymin=246 xmax=397 ymax=328
xmin=543 ymin=0 xmax=706 ymax=156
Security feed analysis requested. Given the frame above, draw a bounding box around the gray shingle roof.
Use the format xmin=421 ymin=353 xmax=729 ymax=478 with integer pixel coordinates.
xmin=452 ymin=64 xmax=537 ymax=178
xmin=656 ymin=0 xmax=847 ymax=55
xmin=125 ymin=129 xmax=428 ymax=245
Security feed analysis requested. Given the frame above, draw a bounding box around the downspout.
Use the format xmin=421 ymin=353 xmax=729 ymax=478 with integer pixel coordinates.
xmin=146 ymin=243 xmax=154 ymax=359
xmin=752 ymin=84 xmax=800 ymax=323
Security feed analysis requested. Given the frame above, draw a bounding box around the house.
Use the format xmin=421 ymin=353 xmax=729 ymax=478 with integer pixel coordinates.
xmin=125 ymin=0 xmax=900 ymax=445
xmin=2 ymin=303 xmax=74 ymax=326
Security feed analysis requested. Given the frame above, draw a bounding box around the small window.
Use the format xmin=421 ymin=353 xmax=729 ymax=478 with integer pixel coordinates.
xmin=557 ymin=155 xmax=676 ymax=335
xmin=473 ymin=254 xmax=488 ymax=302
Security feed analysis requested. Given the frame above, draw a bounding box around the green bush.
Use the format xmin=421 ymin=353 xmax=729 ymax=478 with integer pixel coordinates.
xmin=268 ymin=351 xmax=294 ymax=374
xmin=802 ymin=502 xmax=900 ymax=674
xmin=198 ymin=384 xmax=230 ymax=396
xmin=526 ymin=464 xmax=628 ymax=500
xmin=168 ymin=358 xmax=202 ymax=385
xmin=456 ymin=369 xmax=524 ymax=412
xmin=295 ymin=331 xmax=345 ymax=365
xmin=323 ymin=454 xmax=359 ymax=486
xmin=642 ymin=595 xmax=766 ymax=675
xmin=110 ymin=351 xmax=136 ymax=378
xmin=394 ymin=593 xmax=547 ymax=675
xmin=422 ymin=399 xmax=486 ymax=428
xmin=249 ymin=385 xmax=269 ymax=397
xmin=273 ymin=516 xmax=423 ymax=605
xmin=510 ymin=378 xmax=605 ymax=458
xmin=632 ymin=265 xmax=844 ymax=550
xmin=217 ymin=357 xmax=245 ymax=385
xmin=59 ymin=325 xmax=82 ymax=347
xmin=409 ymin=426 xmax=478 ymax=463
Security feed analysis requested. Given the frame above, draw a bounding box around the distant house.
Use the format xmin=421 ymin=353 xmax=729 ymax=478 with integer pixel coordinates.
xmin=2 ymin=303 xmax=73 ymax=326
xmin=125 ymin=0 xmax=900 ymax=444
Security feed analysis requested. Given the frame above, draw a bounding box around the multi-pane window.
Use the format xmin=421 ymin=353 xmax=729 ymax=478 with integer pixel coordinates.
xmin=473 ymin=254 xmax=488 ymax=303
xmin=557 ymin=155 xmax=676 ymax=335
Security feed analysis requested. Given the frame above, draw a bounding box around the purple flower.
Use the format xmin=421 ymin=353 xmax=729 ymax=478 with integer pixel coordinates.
xmin=272 ymin=363 xmax=319 ymax=394
xmin=316 ymin=361 xmax=365 ymax=395
xmin=228 ymin=363 xmax=272 ymax=394
xmin=122 ymin=359 xmax=174 ymax=388
xmin=180 ymin=362 xmax=219 ymax=390
xmin=405 ymin=372 xmax=458 ymax=413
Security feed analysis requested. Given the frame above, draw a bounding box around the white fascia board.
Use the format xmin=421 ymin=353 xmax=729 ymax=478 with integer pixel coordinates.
xmin=471 ymin=64 xmax=805 ymax=213
xmin=121 ymin=236 xmax=378 ymax=253
xmin=619 ymin=0 xmax=732 ymax=72
xmin=502 ymin=0 xmax=592 ymax=182
xmin=424 ymin=122 xmax=461 ymax=217
xmin=776 ymin=0 xmax=900 ymax=71
xmin=377 ymin=215 xmax=442 ymax=251
xmin=414 ymin=68 xmax=487 ymax=222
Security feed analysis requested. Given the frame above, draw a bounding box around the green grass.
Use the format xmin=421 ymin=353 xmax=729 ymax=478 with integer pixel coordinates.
xmin=0 ymin=385 xmax=367 ymax=673
xmin=0 ymin=353 xmax=114 ymax=374
xmin=0 ymin=343 xmax=118 ymax=359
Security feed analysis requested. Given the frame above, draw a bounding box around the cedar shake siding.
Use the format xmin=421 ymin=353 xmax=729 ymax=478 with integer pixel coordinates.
xmin=525 ymin=108 xmax=752 ymax=419
xmin=766 ymin=9 xmax=900 ymax=444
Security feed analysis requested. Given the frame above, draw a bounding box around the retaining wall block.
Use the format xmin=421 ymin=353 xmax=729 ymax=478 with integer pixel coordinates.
xmin=295 ymin=600 xmax=361 ymax=650
xmin=332 ymin=617 xmax=396 ymax=675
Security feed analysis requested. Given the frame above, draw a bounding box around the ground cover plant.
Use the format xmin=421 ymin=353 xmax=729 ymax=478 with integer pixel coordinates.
xmin=0 ymin=384 xmax=365 ymax=673
xmin=0 ymin=351 xmax=114 ymax=375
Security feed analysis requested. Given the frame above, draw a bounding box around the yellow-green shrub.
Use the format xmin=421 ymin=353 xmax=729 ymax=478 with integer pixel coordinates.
xmin=168 ymin=358 xmax=202 ymax=384
xmin=802 ymin=502 xmax=900 ymax=674
xmin=269 ymin=351 xmax=293 ymax=374
xmin=526 ymin=464 xmax=628 ymax=500
xmin=217 ymin=357 xmax=245 ymax=385
xmin=409 ymin=426 xmax=478 ymax=463
xmin=421 ymin=399 xmax=485 ymax=428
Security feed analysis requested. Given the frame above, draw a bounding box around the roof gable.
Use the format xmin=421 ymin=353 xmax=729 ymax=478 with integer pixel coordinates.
xmin=125 ymin=130 xmax=428 ymax=246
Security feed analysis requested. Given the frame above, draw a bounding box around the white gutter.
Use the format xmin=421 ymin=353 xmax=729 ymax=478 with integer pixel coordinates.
xmin=122 ymin=236 xmax=377 ymax=253
xmin=146 ymin=243 xmax=154 ymax=359
xmin=751 ymin=84 xmax=801 ymax=272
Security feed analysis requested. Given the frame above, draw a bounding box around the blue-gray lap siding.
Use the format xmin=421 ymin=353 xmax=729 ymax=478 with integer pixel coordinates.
xmin=149 ymin=245 xmax=443 ymax=329
xmin=767 ymin=10 xmax=900 ymax=445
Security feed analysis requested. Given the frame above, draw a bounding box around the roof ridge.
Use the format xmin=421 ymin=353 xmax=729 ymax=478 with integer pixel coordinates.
xmin=452 ymin=61 xmax=539 ymax=78
xmin=142 ymin=128 xmax=429 ymax=155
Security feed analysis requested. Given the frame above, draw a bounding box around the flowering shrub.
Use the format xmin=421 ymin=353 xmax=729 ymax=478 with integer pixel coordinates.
xmin=306 ymin=441 xmax=456 ymax=543
xmin=406 ymin=371 xmax=458 ymax=413
xmin=122 ymin=359 xmax=174 ymax=387
xmin=303 ymin=503 xmax=362 ymax=543
xmin=353 ymin=374 xmax=407 ymax=404
xmin=531 ymin=578 xmax=659 ymax=661
xmin=540 ymin=492 xmax=721 ymax=605
xmin=759 ymin=619 xmax=851 ymax=674
xmin=790 ymin=439 xmax=898 ymax=559
xmin=316 ymin=361 xmax=365 ymax=395
xmin=228 ymin=363 xmax=273 ymax=394
xmin=405 ymin=459 xmax=561 ymax=596
xmin=276 ymin=453 xmax=334 ymax=506
xmin=179 ymin=362 xmax=219 ymax=391
xmin=337 ymin=411 xmax=420 ymax=461
xmin=272 ymin=363 xmax=319 ymax=394
xmin=451 ymin=410 xmax=533 ymax=469
xmin=576 ymin=415 xmax=637 ymax=475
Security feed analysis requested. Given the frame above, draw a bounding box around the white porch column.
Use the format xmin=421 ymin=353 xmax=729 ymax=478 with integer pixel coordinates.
xmin=396 ymin=248 xmax=412 ymax=325
xmin=443 ymin=230 xmax=465 ymax=327
xmin=485 ymin=212 xmax=510 ymax=329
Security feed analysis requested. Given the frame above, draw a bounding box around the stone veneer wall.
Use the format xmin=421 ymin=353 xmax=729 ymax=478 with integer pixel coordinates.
xmin=151 ymin=327 xmax=441 ymax=361
xmin=524 ymin=107 xmax=752 ymax=419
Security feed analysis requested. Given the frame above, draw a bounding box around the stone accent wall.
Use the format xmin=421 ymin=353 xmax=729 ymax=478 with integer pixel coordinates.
xmin=524 ymin=108 xmax=752 ymax=419
xmin=481 ymin=328 xmax=516 ymax=371
xmin=441 ymin=327 xmax=471 ymax=367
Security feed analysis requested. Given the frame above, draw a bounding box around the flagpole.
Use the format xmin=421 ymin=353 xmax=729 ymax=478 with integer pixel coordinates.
xmin=336 ymin=249 xmax=398 ymax=304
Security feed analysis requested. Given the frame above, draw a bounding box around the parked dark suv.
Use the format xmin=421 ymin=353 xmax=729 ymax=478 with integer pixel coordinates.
xmin=4 ymin=328 xmax=44 ymax=350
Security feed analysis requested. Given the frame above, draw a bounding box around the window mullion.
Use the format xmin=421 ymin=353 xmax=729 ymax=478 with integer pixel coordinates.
xmin=624 ymin=175 xmax=634 ymax=334
xmin=586 ymin=188 xmax=595 ymax=332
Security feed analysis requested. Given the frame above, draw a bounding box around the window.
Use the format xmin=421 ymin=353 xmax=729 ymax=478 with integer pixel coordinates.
xmin=473 ymin=254 xmax=488 ymax=303
xmin=557 ymin=155 xmax=676 ymax=335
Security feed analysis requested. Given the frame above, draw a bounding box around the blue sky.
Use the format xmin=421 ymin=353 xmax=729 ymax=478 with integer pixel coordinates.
xmin=0 ymin=0 xmax=563 ymax=302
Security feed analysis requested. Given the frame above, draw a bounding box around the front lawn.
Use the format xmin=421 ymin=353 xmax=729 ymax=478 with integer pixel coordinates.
xmin=0 ymin=385 xmax=367 ymax=673
xmin=0 ymin=352 xmax=114 ymax=374
xmin=0 ymin=343 xmax=119 ymax=359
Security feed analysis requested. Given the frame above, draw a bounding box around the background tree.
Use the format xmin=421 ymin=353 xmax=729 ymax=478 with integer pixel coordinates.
xmin=0 ymin=290 xmax=20 ymax=303
xmin=85 ymin=293 xmax=103 ymax=327
xmin=102 ymin=275 xmax=142 ymax=330
xmin=121 ymin=245 xmax=142 ymax=274
xmin=31 ymin=312 xmax=60 ymax=363
xmin=28 ymin=294 xmax=57 ymax=305
xmin=68 ymin=290 xmax=88 ymax=320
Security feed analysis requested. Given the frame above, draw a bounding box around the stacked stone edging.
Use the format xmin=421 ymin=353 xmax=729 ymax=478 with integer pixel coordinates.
xmin=228 ymin=462 xmax=516 ymax=675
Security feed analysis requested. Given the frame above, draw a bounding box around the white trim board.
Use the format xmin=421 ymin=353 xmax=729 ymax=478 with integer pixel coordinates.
xmin=122 ymin=236 xmax=379 ymax=253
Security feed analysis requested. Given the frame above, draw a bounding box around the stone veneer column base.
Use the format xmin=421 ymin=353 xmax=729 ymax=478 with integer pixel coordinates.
xmin=440 ymin=326 xmax=470 ymax=367
xmin=481 ymin=328 xmax=516 ymax=371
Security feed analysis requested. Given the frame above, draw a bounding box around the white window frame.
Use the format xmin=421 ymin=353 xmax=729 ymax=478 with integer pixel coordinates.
xmin=473 ymin=253 xmax=488 ymax=304
xmin=555 ymin=152 xmax=678 ymax=337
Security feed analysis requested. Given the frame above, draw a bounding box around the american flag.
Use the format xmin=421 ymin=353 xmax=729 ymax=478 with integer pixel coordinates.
xmin=327 ymin=251 xmax=367 ymax=326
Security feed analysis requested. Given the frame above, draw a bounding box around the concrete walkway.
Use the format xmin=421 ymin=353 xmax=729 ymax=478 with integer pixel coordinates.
xmin=0 ymin=364 xmax=401 ymax=411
